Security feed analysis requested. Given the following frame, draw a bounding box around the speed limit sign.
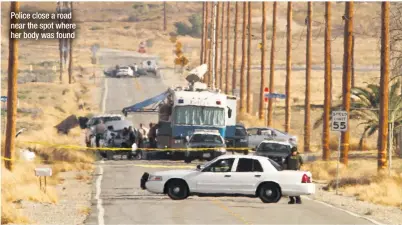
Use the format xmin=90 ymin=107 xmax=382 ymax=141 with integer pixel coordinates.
xmin=331 ymin=111 xmax=348 ymax=132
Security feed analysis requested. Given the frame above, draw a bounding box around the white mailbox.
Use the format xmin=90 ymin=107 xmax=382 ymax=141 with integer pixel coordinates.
xmin=35 ymin=168 xmax=52 ymax=177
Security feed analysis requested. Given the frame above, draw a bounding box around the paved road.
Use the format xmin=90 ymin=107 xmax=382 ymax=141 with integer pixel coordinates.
xmin=85 ymin=49 xmax=376 ymax=225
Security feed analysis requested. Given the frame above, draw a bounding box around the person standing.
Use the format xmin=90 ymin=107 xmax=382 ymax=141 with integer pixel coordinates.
xmin=94 ymin=120 xmax=107 ymax=148
xmin=284 ymin=146 xmax=304 ymax=204
xmin=138 ymin=123 xmax=148 ymax=148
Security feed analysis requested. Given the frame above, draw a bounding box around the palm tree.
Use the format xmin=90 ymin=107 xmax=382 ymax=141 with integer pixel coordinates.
xmin=232 ymin=2 xmax=239 ymax=95
xmin=246 ymin=2 xmax=252 ymax=114
xmin=240 ymin=2 xmax=247 ymax=113
xmin=314 ymin=81 xmax=402 ymax=151
xmin=259 ymin=2 xmax=267 ymax=120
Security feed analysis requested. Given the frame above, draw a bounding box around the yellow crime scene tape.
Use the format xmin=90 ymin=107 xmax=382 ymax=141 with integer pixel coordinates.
xmin=19 ymin=141 xmax=253 ymax=152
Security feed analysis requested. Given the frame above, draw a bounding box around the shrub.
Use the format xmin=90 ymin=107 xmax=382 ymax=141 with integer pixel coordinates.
xmin=174 ymin=14 xmax=202 ymax=37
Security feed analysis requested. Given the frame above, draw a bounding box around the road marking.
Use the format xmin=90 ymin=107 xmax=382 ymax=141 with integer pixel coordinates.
xmin=101 ymin=78 xmax=108 ymax=113
xmin=134 ymin=77 xmax=141 ymax=90
xmin=211 ymin=199 xmax=252 ymax=225
xmin=96 ymin=76 xmax=107 ymax=225
xmin=133 ymin=164 xmax=194 ymax=169
xmin=95 ymin=165 xmax=104 ymax=225
xmin=302 ymin=196 xmax=385 ymax=225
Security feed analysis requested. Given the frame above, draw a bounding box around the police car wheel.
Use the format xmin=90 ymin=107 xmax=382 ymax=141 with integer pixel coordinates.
xmin=258 ymin=183 xmax=282 ymax=203
xmin=167 ymin=180 xmax=189 ymax=200
xmin=184 ymin=157 xmax=192 ymax=164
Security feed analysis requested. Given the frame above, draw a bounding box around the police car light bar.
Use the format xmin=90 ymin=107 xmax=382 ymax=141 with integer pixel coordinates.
xmin=194 ymin=129 xmax=220 ymax=134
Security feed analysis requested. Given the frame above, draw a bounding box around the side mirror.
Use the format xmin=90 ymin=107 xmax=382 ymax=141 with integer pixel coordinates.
xmin=197 ymin=164 xmax=204 ymax=170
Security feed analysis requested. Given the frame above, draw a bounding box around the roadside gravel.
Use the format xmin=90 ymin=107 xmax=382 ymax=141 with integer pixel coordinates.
xmin=9 ymin=171 xmax=92 ymax=225
xmin=308 ymin=183 xmax=402 ymax=225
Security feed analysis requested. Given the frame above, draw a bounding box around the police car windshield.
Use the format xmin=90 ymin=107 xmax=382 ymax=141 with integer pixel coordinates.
xmin=190 ymin=134 xmax=223 ymax=144
xmin=257 ymin=142 xmax=291 ymax=153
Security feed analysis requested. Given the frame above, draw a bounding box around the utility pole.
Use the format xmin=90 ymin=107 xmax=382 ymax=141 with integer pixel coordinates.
xmin=259 ymin=2 xmax=267 ymax=120
xmin=378 ymin=1 xmax=390 ymax=171
xmin=267 ymin=2 xmax=277 ymax=126
xmin=341 ymin=1 xmax=354 ymax=166
xmin=246 ymin=2 xmax=252 ymax=114
xmin=285 ymin=2 xmax=292 ymax=132
xmin=232 ymin=2 xmax=239 ymax=95
xmin=57 ymin=2 xmax=63 ymax=83
xmin=304 ymin=2 xmax=312 ymax=153
xmin=323 ymin=2 xmax=332 ymax=161
xmin=68 ymin=1 xmax=73 ymax=84
xmin=211 ymin=2 xmax=218 ymax=89
xmin=213 ymin=2 xmax=220 ymax=89
xmin=201 ymin=2 xmax=206 ymax=65
xmin=163 ymin=2 xmax=167 ymax=31
xmin=5 ymin=1 xmax=19 ymax=171
xmin=351 ymin=35 xmax=355 ymax=88
xmin=225 ymin=2 xmax=231 ymax=94
xmin=219 ymin=2 xmax=225 ymax=90
xmin=240 ymin=2 xmax=247 ymax=113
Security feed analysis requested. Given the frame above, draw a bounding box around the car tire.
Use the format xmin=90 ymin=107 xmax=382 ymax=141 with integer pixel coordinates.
xmin=258 ymin=183 xmax=282 ymax=203
xmin=106 ymin=151 xmax=114 ymax=160
xmin=184 ymin=157 xmax=192 ymax=164
xmin=166 ymin=180 xmax=189 ymax=200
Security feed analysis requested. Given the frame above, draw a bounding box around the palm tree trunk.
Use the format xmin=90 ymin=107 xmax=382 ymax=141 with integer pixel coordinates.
xmin=268 ymin=2 xmax=277 ymax=126
xmin=341 ymin=2 xmax=354 ymax=165
xmin=203 ymin=2 xmax=209 ymax=65
xmin=225 ymin=2 xmax=231 ymax=94
xmin=213 ymin=2 xmax=221 ymax=89
xmin=378 ymin=2 xmax=390 ymax=171
xmin=4 ymin=1 xmax=19 ymax=171
xmin=240 ymin=2 xmax=247 ymax=113
xmin=163 ymin=2 xmax=167 ymax=31
xmin=285 ymin=2 xmax=292 ymax=132
xmin=219 ymin=2 xmax=225 ymax=90
xmin=208 ymin=3 xmax=214 ymax=86
xmin=246 ymin=2 xmax=252 ymax=114
xmin=323 ymin=2 xmax=332 ymax=160
xmin=304 ymin=2 xmax=312 ymax=153
xmin=232 ymin=2 xmax=239 ymax=94
xmin=201 ymin=2 xmax=206 ymax=65
xmin=259 ymin=2 xmax=267 ymax=120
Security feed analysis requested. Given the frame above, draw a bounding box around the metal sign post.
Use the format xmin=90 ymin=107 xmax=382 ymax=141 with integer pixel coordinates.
xmin=264 ymin=92 xmax=286 ymax=128
xmin=331 ymin=110 xmax=348 ymax=195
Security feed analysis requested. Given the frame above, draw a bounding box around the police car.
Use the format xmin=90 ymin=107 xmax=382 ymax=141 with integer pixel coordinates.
xmin=184 ymin=130 xmax=227 ymax=163
xmin=140 ymin=155 xmax=315 ymax=202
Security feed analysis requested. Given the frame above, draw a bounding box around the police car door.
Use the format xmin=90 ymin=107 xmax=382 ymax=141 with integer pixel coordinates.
xmin=230 ymin=158 xmax=264 ymax=195
xmin=193 ymin=158 xmax=235 ymax=193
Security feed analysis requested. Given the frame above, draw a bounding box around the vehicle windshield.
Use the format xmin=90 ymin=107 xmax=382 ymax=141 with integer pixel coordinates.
xmin=257 ymin=142 xmax=291 ymax=154
xmin=268 ymin=158 xmax=283 ymax=171
xmin=235 ymin=126 xmax=247 ymax=136
xmin=190 ymin=134 xmax=223 ymax=144
xmin=119 ymin=67 xmax=129 ymax=70
xmin=173 ymin=106 xmax=225 ymax=126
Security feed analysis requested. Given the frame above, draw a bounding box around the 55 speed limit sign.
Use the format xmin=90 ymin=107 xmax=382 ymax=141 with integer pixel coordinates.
xmin=331 ymin=111 xmax=348 ymax=132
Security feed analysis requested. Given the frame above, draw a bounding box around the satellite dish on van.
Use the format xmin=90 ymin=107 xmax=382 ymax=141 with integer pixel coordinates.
xmin=186 ymin=64 xmax=208 ymax=84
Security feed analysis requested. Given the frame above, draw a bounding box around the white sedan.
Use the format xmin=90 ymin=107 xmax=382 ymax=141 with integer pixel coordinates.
xmin=140 ymin=155 xmax=315 ymax=203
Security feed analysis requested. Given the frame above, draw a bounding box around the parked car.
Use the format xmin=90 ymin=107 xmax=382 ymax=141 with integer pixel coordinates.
xmin=184 ymin=130 xmax=227 ymax=163
xmin=247 ymin=127 xmax=297 ymax=150
xmin=225 ymin=123 xmax=249 ymax=152
xmin=140 ymin=155 xmax=315 ymax=202
xmin=100 ymin=120 xmax=135 ymax=160
xmin=255 ymin=140 xmax=292 ymax=167
xmin=116 ymin=66 xmax=134 ymax=77
xmin=83 ymin=114 xmax=124 ymax=147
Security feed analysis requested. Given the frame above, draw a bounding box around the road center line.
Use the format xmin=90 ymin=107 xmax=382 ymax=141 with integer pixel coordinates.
xmin=134 ymin=77 xmax=141 ymax=90
xmin=211 ymin=199 xmax=252 ymax=225
xmin=95 ymin=77 xmax=108 ymax=225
